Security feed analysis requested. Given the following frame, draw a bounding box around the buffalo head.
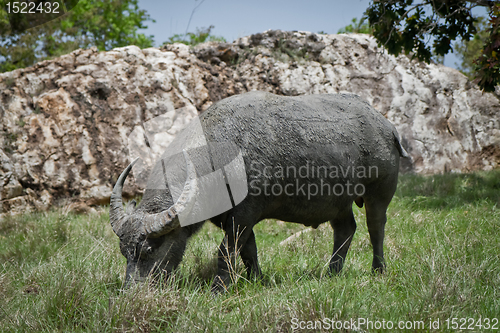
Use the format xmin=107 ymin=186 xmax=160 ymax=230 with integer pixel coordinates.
xmin=109 ymin=151 xmax=197 ymax=287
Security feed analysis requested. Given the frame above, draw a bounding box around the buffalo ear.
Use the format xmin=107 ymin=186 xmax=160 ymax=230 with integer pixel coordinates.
xmin=125 ymin=200 xmax=137 ymax=214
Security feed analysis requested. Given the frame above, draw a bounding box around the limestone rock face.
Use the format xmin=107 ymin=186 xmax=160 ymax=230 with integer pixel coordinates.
xmin=1 ymin=30 xmax=499 ymax=217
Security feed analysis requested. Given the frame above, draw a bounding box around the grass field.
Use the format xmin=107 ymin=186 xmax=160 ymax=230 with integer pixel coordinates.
xmin=1 ymin=170 xmax=499 ymax=332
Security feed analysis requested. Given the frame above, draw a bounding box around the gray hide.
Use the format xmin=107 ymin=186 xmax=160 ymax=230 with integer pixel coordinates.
xmin=110 ymin=91 xmax=407 ymax=292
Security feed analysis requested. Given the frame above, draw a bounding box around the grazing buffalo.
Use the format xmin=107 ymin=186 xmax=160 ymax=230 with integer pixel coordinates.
xmin=110 ymin=91 xmax=408 ymax=292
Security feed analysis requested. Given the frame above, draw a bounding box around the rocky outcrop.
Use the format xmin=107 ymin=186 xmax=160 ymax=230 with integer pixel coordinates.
xmin=1 ymin=30 xmax=499 ymax=217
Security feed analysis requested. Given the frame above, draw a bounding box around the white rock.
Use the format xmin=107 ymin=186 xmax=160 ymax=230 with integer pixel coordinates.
xmin=0 ymin=30 xmax=498 ymax=218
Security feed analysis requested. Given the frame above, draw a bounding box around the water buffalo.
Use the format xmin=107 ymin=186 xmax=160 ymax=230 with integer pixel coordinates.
xmin=110 ymin=91 xmax=408 ymax=292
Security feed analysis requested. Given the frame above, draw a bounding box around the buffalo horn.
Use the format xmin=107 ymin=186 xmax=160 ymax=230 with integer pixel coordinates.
xmin=110 ymin=157 xmax=139 ymax=236
xmin=143 ymin=150 xmax=198 ymax=237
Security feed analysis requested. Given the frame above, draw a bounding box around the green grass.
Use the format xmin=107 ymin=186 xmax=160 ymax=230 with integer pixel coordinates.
xmin=1 ymin=170 xmax=499 ymax=332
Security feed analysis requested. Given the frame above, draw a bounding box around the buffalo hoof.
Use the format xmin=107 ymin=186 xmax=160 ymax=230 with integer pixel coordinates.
xmin=210 ymin=275 xmax=229 ymax=294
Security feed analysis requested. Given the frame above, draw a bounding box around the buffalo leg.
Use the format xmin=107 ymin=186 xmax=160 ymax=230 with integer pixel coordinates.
xmin=211 ymin=216 xmax=253 ymax=293
xmin=365 ymin=200 xmax=389 ymax=273
xmin=329 ymin=207 xmax=357 ymax=274
xmin=240 ymin=230 xmax=262 ymax=279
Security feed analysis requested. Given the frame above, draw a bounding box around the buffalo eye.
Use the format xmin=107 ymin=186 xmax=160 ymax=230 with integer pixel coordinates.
xmin=137 ymin=243 xmax=153 ymax=259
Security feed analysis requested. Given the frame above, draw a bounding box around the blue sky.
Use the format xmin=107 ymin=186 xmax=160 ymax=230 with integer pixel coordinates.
xmin=137 ymin=0 xmax=488 ymax=70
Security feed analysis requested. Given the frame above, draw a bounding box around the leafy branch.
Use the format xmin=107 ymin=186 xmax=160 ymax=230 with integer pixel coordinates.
xmin=366 ymin=0 xmax=499 ymax=91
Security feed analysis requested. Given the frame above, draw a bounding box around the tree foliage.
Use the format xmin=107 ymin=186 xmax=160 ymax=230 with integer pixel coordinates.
xmin=163 ymin=25 xmax=226 ymax=46
xmin=1 ymin=0 xmax=80 ymax=33
xmin=337 ymin=17 xmax=374 ymax=34
xmin=473 ymin=3 xmax=500 ymax=92
xmin=0 ymin=0 xmax=155 ymax=73
xmin=366 ymin=0 xmax=500 ymax=92
xmin=454 ymin=16 xmax=489 ymax=78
